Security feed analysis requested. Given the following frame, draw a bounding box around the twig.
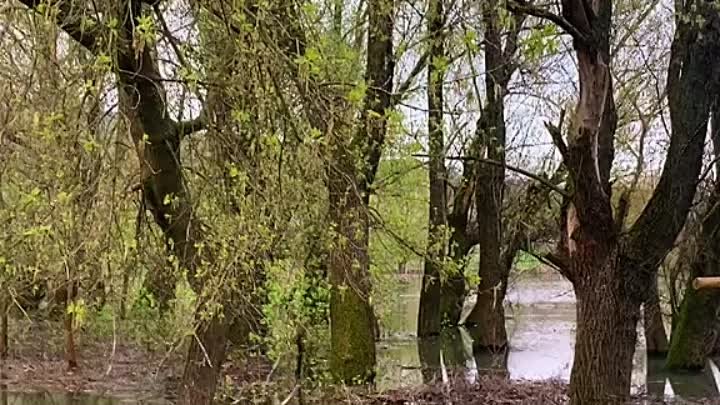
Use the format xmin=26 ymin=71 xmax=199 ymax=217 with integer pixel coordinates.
xmin=413 ymin=154 xmax=569 ymax=197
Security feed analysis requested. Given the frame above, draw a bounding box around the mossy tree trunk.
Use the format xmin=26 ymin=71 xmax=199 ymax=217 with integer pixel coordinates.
xmin=666 ymin=191 xmax=720 ymax=369
xmin=326 ymin=0 xmax=395 ymax=384
xmin=327 ymin=165 xmax=377 ymax=382
xmin=666 ymin=80 xmax=720 ymax=372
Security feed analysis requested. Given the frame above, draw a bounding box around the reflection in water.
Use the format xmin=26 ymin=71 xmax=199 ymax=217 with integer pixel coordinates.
xmin=416 ymin=328 xmax=492 ymax=385
xmin=645 ymin=356 xmax=719 ymax=400
xmin=379 ymin=273 xmax=720 ymax=401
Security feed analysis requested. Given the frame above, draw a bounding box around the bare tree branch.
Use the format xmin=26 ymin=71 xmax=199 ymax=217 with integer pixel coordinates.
xmin=414 ymin=154 xmax=569 ymax=197
xmin=506 ymin=0 xmax=591 ymax=46
xmin=18 ymin=0 xmax=103 ymax=53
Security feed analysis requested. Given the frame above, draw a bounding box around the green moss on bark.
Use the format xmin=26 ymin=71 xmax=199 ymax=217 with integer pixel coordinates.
xmin=329 ymin=286 xmax=376 ymax=383
xmin=666 ymin=286 xmax=718 ymax=370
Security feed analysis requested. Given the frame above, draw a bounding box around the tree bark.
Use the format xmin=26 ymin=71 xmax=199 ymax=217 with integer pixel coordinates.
xmin=418 ymin=0 xmax=446 ymax=338
xmin=327 ymin=0 xmax=395 ymax=383
xmin=570 ymin=256 xmax=640 ymax=404
xmin=328 ymin=172 xmax=376 ymax=383
xmin=180 ymin=315 xmax=230 ymax=405
xmin=0 ymin=290 xmax=7 ymax=360
xmin=666 ymin=198 xmax=720 ymax=370
xmin=64 ymin=280 xmax=78 ymax=370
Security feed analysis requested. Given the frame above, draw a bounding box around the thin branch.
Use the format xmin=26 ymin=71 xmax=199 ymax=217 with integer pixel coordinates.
xmin=176 ymin=114 xmax=207 ymax=137
xmin=545 ymin=108 xmax=568 ymax=162
xmin=413 ymin=154 xmax=569 ymax=197
xmin=391 ymin=50 xmax=429 ymax=107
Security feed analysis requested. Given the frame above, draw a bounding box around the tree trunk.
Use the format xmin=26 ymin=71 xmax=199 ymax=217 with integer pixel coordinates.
xmin=418 ymin=0 xmax=446 ymax=338
xmin=464 ymin=283 xmax=507 ymax=350
xmin=417 ymin=336 xmax=441 ymax=384
xmin=326 ymin=0 xmax=394 ymax=384
xmin=644 ymin=276 xmax=668 ymax=356
xmin=463 ymin=1 xmax=510 ymax=347
xmin=666 ymin=201 xmax=720 ymax=370
xmin=439 ymin=238 xmax=472 ymax=327
xmin=328 ymin=174 xmax=376 ymax=383
xmin=666 ymin=84 xmax=720 ymax=371
xmin=179 ymin=314 xmax=230 ymax=405
xmin=570 ymin=257 xmax=640 ymax=405
xmin=0 ymin=291 xmax=7 ymax=360
xmin=64 ymin=280 xmax=78 ymax=370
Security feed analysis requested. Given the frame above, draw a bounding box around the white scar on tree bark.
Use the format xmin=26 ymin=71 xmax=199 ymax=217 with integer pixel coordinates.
xmin=593 ymin=57 xmax=611 ymax=195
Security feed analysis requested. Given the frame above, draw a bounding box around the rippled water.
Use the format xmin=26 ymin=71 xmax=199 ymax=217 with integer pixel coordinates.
xmin=377 ymin=273 xmax=720 ymax=401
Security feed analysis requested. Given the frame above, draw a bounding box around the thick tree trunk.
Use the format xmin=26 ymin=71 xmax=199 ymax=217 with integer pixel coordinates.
xmin=570 ymin=257 xmax=640 ymax=405
xmin=180 ymin=314 xmax=230 ymax=405
xmin=418 ymin=0 xmax=446 ymax=338
xmin=644 ymin=276 xmax=668 ymax=356
xmin=327 ymin=176 xmax=376 ymax=383
xmin=465 ymin=100 xmax=507 ymax=345
xmin=325 ymin=0 xmax=394 ymax=383
xmin=666 ymin=91 xmax=720 ymax=371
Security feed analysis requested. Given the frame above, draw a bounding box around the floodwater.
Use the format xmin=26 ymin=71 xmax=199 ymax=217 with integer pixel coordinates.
xmin=377 ymin=273 xmax=720 ymax=401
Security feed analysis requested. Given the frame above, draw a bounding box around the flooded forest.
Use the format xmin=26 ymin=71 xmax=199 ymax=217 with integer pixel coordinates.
xmin=2 ymin=0 xmax=720 ymax=404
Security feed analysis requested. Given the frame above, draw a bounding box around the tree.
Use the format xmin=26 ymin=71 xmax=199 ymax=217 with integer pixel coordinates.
xmin=325 ymin=0 xmax=396 ymax=382
xmin=418 ymin=0 xmax=448 ymax=338
xmin=509 ymin=0 xmax=720 ymax=403
xmin=666 ymin=105 xmax=720 ymax=370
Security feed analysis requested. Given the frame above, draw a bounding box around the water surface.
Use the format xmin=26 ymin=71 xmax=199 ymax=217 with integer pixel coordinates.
xmin=377 ymin=273 xmax=720 ymax=401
